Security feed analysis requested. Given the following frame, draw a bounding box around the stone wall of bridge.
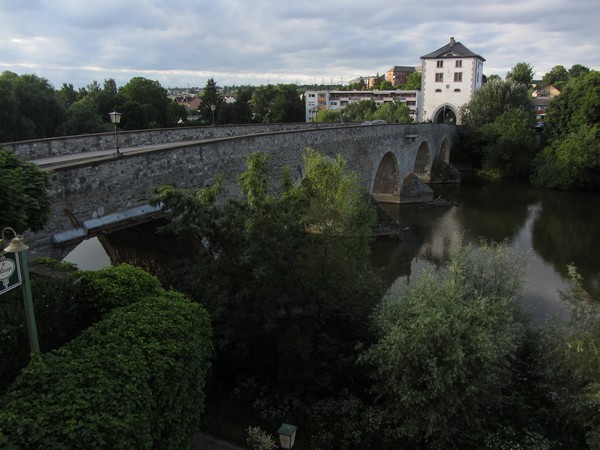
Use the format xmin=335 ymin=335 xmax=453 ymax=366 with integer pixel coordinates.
xmin=2 ymin=123 xmax=342 ymax=161
xmin=22 ymin=123 xmax=457 ymax=259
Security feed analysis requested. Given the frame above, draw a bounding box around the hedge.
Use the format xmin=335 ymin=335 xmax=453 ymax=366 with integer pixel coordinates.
xmin=0 ymin=292 xmax=212 ymax=449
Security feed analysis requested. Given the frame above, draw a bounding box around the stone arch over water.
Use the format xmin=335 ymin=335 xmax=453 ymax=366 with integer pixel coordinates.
xmin=439 ymin=137 xmax=450 ymax=163
xmin=413 ymin=141 xmax=431 ymax=182
xmin=372 ymin=152 xmax=400 ymax=204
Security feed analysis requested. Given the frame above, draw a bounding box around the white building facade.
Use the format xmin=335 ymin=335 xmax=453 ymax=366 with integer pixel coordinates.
xmin=420 ymin=37 xmax=485 ymax=124
xmin=304 ymin=89 xmax=421 ymax=122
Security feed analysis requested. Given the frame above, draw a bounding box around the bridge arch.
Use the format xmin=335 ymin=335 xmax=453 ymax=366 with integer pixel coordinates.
xmin=439 ymin=137 xmax=450 ymax=163
xmin=372 ymin=152 xmax=400 ymax=204
xmin=413 ymin=141 xmax=431 ymax=182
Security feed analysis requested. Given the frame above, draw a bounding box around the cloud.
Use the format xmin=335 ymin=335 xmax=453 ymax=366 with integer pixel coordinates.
xmin=0 ymin=0 xmax=598 ymax=88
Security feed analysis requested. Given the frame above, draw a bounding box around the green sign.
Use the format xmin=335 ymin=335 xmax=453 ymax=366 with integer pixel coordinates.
xmin=0 ymin=252 xmax=22 ymax=295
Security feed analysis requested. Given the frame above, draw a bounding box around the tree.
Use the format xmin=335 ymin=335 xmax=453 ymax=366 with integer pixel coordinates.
xmin=479 ymin=107 xmax=537 ymax=177
xmin=151 ymin=149 xmax=382 ymax=395
xmin=379 ymin=80 xmax=393 ymax=90
xmin=543 ymin=70 xmax=600 ymax=141
xmin=230 ymin=86 xmax=255 ymax=123
xmin=541 ymin=65 xmax=569 ymax=91
xmin=403 ymin=71 xmax=422 ymax=90
xmin=361 ymin=242 xmax=528 ymax=448
xmin=316 ymin=108 xmax=341 ymax=123
xmin=457 ymin=79 xmax=536 ymax=173
xmin=373 ymin=100 xmax=413 ymax=123
xmin=543 ymin=266 xmax=600 ymax=448
xmin=0 ymin=71 xmax=64 ymax=141
xmin=506 ymin=62 xmax=535 ymax=86
xmin=119 ymin=77 xmax=170 ymax=128
xmin=198 ymin=78 xmax=223 ymax=125
xmin=342 ymin=99 xmax=377 ymax=122
xmin=485 ymin=74 xmax=502 ymax=83
xmin=531 ymin=124 xmax=600 ymax=189
xmin=59 ymin=97 xmax=108 ymax=135
xmin=0 ymin=149 xmax=51 ymax=232
xmin=269 ymin=84 xmax=305 ymax=123
xmin=461 ymin=79 xmax=534 ymax=130
xmin=569 ymin=64 xmax=590 ymax=79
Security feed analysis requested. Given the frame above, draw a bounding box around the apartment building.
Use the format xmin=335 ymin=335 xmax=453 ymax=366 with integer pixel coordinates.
xmin=305 ymin=89 xmax=421 ymax=122
xmin=305 ymin=37 xmax=484 ymax=124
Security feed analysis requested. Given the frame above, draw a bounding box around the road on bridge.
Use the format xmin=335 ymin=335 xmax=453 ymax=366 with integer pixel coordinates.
xmin=31 ymin=139 xmax=217 ymax=169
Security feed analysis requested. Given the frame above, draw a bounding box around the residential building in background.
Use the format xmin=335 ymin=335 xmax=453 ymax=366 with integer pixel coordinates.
xmin=305 ymin=37 xmax=484 ymax=124
xmin=531 ymin=82 xmax=561 ymax=128
xmin=385 ymin=66 xmax=417 ymax=87
xmin=304 ymin=89 xmax=420 ymax=122
xmin=420 ymin=37 xmax=485 ymax=124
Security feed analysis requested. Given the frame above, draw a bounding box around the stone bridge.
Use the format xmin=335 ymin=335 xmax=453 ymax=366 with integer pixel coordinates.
xmin=6 ymin=123 xmax=458 ymax=259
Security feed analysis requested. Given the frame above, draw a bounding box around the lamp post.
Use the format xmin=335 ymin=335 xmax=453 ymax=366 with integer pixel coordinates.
xmin=210 ymin=104 xmax=216 ymax=126
xmin=1 ymin=228 xmax=40 ymax=357
xmin=108 ymin=110 xmax=123 ymax=156
xmin=277 ymin=424 xmax=297 ymax=449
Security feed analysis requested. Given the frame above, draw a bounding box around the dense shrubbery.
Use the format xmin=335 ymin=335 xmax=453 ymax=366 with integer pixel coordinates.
xmin=0 ymin=262 xmax=213 ymax=448
xmin=0 ymin=293 xmax=212 ymax=449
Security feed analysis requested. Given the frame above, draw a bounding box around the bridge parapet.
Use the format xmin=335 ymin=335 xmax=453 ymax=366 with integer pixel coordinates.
xmin=17 ymin=123 xmax=457 ymax=259
xmin=2 ymin=123 xmax=348 ymax=161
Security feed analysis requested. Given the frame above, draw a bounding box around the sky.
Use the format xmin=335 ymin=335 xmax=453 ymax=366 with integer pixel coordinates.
xmin=1 ymin=0 xmax=599 ymax=90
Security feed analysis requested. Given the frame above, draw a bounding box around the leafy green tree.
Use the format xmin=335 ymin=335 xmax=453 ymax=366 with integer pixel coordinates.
xmin=119 ymin=77 xmax=170 ymax=128
xmin=532 ymin=124 xmax=600 ymax=189
xmin=479 ymin=107 xmax=537 ymax=177
xmin=544 ymin=266 xmax=600 ymax=448
xmin=458 ymin=79 xmax=536 ymax=173
xmin=379 ymin=79 xmax=393 ymax=90
xmin=0 ymin=149 xmax=51 ymax=232
xmin=250 ymin=84 xmax=277 ymax=122
xmin=543 ymin=70 xmax=600 ymax=141
xmin=152 ymin=149 xmax=382 ymax=395
xmin=403 ymin=71 xmax=422 ymax=90
xmin=230 ymin=86 xmax=255 ymax=123
xmin=198 ymin=78 xmax=223 ymax=125
xmin=569 ymin=64 xmax=590 ymax=79
xmin=485 ymin=74 xmax=502 ymax=83
xmin=362 ymin=242 xmax=528 ymax=449
xmin=0 ymin=71 xmax=64 ymax=141
xmin=541 ymin=65 xmax=569 ymax=91
xmin=506 ymin=62 xmax=535 ymax=86
xmin=269 ymin=84 xmax=305 ymax=122
xmin=316 ymin=108 xmax=341 ymax=122
xmin=342 ymin=99 xmax=377 ymax=122
xmin=55 ymin=83 xmax=80 ymax=110
xmin=373 ymin=100 xmax=413 ymax=123
xmin=59 ymin=97 xmax=108 ymax=135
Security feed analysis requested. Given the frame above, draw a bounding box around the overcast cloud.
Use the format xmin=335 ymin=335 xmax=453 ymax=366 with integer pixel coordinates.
xmin=1 ymin=0 xmax=598 ymax=89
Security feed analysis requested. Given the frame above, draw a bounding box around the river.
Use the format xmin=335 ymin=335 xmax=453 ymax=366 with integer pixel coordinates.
xmin=64 ymin=179 xmax=600 ymax=327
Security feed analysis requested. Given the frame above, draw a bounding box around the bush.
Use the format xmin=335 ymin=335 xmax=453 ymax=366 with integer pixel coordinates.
xmin=0 ymin=293 xmax=212 ymax=449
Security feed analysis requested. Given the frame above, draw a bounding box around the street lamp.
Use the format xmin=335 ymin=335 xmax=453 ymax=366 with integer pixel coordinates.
xmin=1 ymin=228 xmax=40 ymax=357
xmin=277 ymin=424 xmax=297 ymax=449
xmin=210 ymin=104 xmax=216 ymax=126
xmin=108 ymin=110 xmax=123 ymax=156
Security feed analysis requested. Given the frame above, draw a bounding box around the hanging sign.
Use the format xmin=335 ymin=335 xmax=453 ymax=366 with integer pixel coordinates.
xmin=0 ymin=252 xmax=22 ymax=295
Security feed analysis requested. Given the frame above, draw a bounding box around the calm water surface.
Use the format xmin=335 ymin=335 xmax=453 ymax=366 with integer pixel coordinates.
xmin=64 ymin=180 xmax=600 ymax=326
xmin=374 ymin=180 xmax=600 ymax=326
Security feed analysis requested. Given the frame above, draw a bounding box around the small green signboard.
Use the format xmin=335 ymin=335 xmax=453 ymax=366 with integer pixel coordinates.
xmin=0 ymin=252 xmax=22 ymax=295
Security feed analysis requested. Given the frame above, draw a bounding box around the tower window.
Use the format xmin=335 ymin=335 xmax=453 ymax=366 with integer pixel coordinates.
xmin=435 ymin=73 xmax=444 ymax=82
xmin=436 ymin=60 xmax=444 ymax=68
xmin=454 ymin=72 xmax=463 ymax=82
xmin=455 ymin=60 xmax=462 ymax=68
